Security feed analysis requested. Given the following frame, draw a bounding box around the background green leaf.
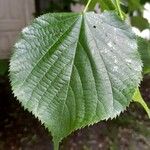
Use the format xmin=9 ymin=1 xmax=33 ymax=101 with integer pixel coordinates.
xmin=131 ymin=16 xmax=149 ymax=31
xmin=128 ymin=0 xmax=141 ymax=11
xmin=0 ymin=60 xmax=8 ymax=76
xmin=98 ymin=0 xmax=116 ymax=11
xmin=10 ymin=12 xmax=142 ymax=149
xmin=138 ymin=37 xmax=150 ymax=74
xmin=86 ymin=0 xmax=115 ymax=11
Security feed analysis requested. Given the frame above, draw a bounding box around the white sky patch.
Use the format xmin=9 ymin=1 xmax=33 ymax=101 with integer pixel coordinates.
xmin=132 ymin=3 xmax=150 ymax=40
xmin=143 ymin=3 xmax=150 ymax=23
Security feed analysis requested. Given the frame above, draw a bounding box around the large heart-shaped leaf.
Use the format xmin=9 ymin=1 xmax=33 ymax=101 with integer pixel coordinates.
xmin=10 ymin=12 xmax=142 ymax=148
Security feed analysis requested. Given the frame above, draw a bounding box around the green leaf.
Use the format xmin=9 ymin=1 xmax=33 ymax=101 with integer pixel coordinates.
xmin=133 ymin=88 xmax=150 ymax=118
xmin=87 ymin=0 xmax=97 ymax=10
xmin=140 ymin=0 xmax=150 ymax=5
xmin=128 ymin=0 xmax=141 ymax=12
xmin=85 ymin=0 xmax=115 ymax=11
xmin=86 ymin=0 xmax=125 ymax=20
xmin=120 ymin=0 xmax=128 ymax=7
xmin=138 ymin=37 xmax=150 ymax=74
xmin=9 ymin=12 xmax=142 ymax=149
xmin=98 ymin=0 xmax=116 ymax=11
xmin=131 ymin=16 xmax=149 ymax=31
xmin=0 ymin=60 xmax=8 ymax=76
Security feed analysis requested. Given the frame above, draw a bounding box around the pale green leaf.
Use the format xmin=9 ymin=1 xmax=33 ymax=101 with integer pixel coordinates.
xmin=9 ymin=12 xmax=142 ymax=149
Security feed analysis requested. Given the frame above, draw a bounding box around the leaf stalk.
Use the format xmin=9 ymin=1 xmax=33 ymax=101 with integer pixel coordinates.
xmin=54 ymin=140 xmax=59 ymax=150
xmin=83 ymin=0 xmax=93 ymax=13
xmin=133 ymin=88 xmax=150 ymax=119
xmin=114 ymin=0 xmax=124 ymax=20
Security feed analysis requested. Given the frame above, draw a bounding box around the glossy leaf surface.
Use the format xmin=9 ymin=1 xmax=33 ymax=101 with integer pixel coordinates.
xmin=10 ymin=12 xmax=142 ymax=147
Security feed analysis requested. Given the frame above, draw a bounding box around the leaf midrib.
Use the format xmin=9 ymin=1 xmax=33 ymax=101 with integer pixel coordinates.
xmin=59 ymin=14 xmax=83 ymax=133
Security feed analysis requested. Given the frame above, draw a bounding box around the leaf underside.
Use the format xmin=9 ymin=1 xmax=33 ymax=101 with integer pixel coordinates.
xmin=10 ymin=11 xmax=142 ymax=145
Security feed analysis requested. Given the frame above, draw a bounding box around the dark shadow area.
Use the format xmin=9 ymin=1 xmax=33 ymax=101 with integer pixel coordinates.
xmin=34 ymin=0 xmax=75 ymax=16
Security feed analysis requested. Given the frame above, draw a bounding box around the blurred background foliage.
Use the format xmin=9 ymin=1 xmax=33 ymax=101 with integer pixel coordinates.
xmin=35 ymin=0 xmax=150 ymax=62
xmin=35 ymin=0 xmax=150 ymax=33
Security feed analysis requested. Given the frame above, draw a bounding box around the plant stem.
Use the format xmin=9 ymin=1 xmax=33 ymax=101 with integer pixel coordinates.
xmin=54 ymin=140 xmax=59 ymax=150
xmin=133 ymin=88 xmax=150 ymax=119
xmin=134 ymin=97 xmax=150 ymax=119
xmin=83 ymin=0 xmax=93 ymax=13
xmin=114 ymin=0 xmax=124 ymax=20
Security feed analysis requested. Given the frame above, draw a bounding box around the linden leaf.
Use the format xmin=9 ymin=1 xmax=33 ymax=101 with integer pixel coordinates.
xmin=9 ymin=12 xmax=142 ymax=149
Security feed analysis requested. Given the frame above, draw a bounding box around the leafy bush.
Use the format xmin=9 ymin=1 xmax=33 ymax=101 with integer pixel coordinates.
xmin=9 ymin=0 xmax=150 ymax=149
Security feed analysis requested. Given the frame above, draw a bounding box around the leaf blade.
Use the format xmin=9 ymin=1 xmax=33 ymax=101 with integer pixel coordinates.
xmin=9 ymin=12 xmax=142 ymax=147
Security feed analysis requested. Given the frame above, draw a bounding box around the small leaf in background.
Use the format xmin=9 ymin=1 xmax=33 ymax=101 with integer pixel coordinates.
xmin=85 ymin=0 xmax=115 ymax=11
xmin=138 ymin=37 xmax=150 ymax=74
xmin=140 ymin=0 xmax=150 ymax=5
xmin=87 ymin=0 xmax=97 ymax=10
xmin=85 ymin=0 xmax=126 ymax=20
xmin=0 ymin=60 xmax=8 ymax=76
xmin=9 ymin=12 xmax=142 ymax=149
xmin=128 ymin=0 xmax=141 ymax=12
xmin=120 ymin=0 xmax=128 ymax=7
xmin=98 ymin=0 xmax=115 ymax=11
xmin=131 ymin=16 xmax=149 ymax=31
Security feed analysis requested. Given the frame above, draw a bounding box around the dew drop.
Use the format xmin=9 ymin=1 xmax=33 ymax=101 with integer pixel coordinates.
xmin=108 ymin=42 xmax=113 ymax=47
xmin=114 ymin=28 xmax=117 ymax=32
xmin=112 ymin=66 xmax=119 ymax=72
xmin=14 ymin=42 xmax=21 ymax=48
xmin=125 ymin=59 xmax=132 ymax=64
xmin=114 ymin=59 xmax=118 ymax=63
xmin=37 ymin=18 xmax=49 ymax=25
xmin=134 ymin=66 xmax=142 ymax=72
xmin=130 ymin=42 xmax=137 ymax=49
xmin=101 ymin=48 xmax=108 ymax=54
xmin=22 ymin=27 xmax=30 ymax=33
